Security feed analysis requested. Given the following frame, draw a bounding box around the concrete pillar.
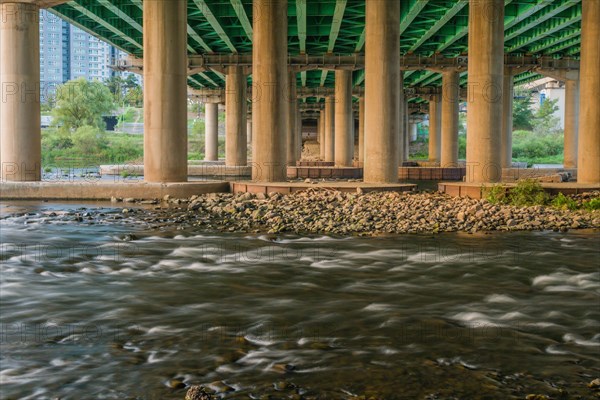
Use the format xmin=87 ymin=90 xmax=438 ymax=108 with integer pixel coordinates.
xmin=0 ymin=2 xmax=41 ymax=181
xmin=428 ymin=96 xmax=442 ymax=164
xmin=252 ymin=0 xmax=288 ymax=181
xmin=441 ymin=70 xmax=460 ymax=167
xmin=319 ymin=109 xmax=326 ymax=160
xmin=409 ymin=123 xmax=418 ymax=142
xmin=287 ymin=72 xmax=298 ymax=165
xmin=501 ymin=70 xmax=514 ymax=169
xmin=577 ymin=0 xmax=600 ymax=183
xmin=324 ymin=96 xmax=335 ymax=162
xmin=403 ymin=100 xmax=409 ymax=162
xmin=334 ymin=70 xmax=354 ymax=166
xmin=246 ymin=118 xmax=253 ymax=147
xmin=358 ymin=97 xmax=365 ymax=165
xmin=363 ymin=0 xmax=400 ymax=183
xmin=143 ymin=0 xmax=188 ymax=182
xmin=204 ymin=102 xmax=219 ymax=161
xmin=296 ymin=108 xmax=302 ymax=160
xmin=564 ymin=79 xmax=579 ymax=169
xmin=466 ymin=0 xmax=504 ymax=183
xmin=225 ymin=66 xmax=247 ymax=166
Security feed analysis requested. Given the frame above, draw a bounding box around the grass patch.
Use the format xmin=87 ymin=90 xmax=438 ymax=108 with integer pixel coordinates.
xmin=551 ymin=192 xmax=578 ymax=210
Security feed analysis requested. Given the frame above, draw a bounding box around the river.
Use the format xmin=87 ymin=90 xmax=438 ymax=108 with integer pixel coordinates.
xmin=1 ymin=201 xmax=598 ymax=399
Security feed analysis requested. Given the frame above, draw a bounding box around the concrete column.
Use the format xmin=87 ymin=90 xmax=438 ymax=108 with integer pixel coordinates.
xmin=225 ymin=66 xmax=247 ymax=166
xmin=0 ymin=2 xmax=41 ymax=181
xmin=319 ymin=109 xmax=326 ymax=160
xmin=252 ymin=0 xmax=288 ymax=181
xmin=358 ymin=97 xmax=365 ymax=165
xmin=334 ymin=70 xmax=354 ymax=166
xmin=564 ymin=79 xmax=579 ymax=169
xmin=246 ymin=118 xmax=253 ymax=147
xmin=577 ymin=0 xmax=600 ymax=183
xmin=409 ymin=122 xmax=418 ymax=142
xmin=296 ymin=108 xmax=302 ymax=160
xmin=143 ymin=0 xmax=188 ymax=182
xmin=501 ymin=70 xmax=514 ymax=169
xmin=287 ymin=72 xmax=298 ymax=165
xmin=363 ymin=0 xmax=400 ymax=183
xmin=324 ymin=96 xmax=335 ymax=162
xmin=466 ymin=0 xmax=504 ymax=183
xmin=428 ymin=96 xmax=442 ymax=164
xmin=204 ymin=102 xmax=219 ymax=161
xmin=403 ymin=100 xmax=409 ymax=162
xmin=441 ymin=70 xmax=460 ymax=167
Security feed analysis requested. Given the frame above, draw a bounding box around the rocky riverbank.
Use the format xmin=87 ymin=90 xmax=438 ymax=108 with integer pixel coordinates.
xmin=111 ymin=189 xmax=600 ymax=235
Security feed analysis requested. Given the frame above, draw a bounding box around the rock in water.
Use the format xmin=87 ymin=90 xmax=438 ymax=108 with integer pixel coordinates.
xmin=185 ymin=386 xmax=212 ymax=400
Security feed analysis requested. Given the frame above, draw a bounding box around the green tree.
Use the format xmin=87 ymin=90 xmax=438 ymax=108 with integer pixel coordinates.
xmin=72 ymin=125 xmax=108 ymax=155
xmin=106 ymin=75 xmax=126 ymax=103
xmin=52 ymin=78 xmax=115 ymax=132
xmin=125 ymin=86 xmax=143 ymax=107
xmin=512 ymin=95 xmax=534 ymax=131
xmin=533 ymin=97 xmax=561 ymax=135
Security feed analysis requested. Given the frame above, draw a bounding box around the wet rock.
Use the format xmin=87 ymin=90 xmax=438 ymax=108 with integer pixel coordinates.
xmin=123 ymin=198 xmax=136 ymax=203
xmin=208 ymin=380 xmax=234 ymax=393
xmin=271 ymin=363 xmax=296 ymax=374
xmin=589 ymin=378 xmax=600 ymax=389
xmin=167 ymin=379 xmax=186 ymax=389
xmin=185 ymin=386 xmax=212 ymax=400
xmin=525 ymin=395 xmax=549 ymax=400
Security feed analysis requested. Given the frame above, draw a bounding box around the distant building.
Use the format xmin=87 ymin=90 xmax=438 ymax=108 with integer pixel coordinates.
xmin=522 ymin=77 xmax=566 ymax=129
xmin=39 ymin=10 xmax=139 ymax=101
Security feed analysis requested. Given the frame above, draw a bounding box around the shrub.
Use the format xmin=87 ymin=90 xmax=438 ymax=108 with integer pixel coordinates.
xmin=510 ymin=179 xmax=549 ymax=206
xmin=72 ymin=125 xmax=108 ymax=156
xmin=485 ymin=184 xmax=508 ymax=204
xmin=583 ymin=198 xmax=600 ymax=211
xmin=551 ymin=192 xmax=578 ymax=210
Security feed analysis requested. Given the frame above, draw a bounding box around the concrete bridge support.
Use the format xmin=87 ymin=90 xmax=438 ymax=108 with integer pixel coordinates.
xmin=466 ymin=0 xmax=504 ymax=183
xmin=252 ymin=0 xmax=288 ymax=181
xmin=363 ymin=0 xmax=401 ymax=183
xmin=324 ymin=96 xmax=335 ymax=162
xmin=143 ymin=0 xmax=188 ymax=182
xmin=501 ymin=69 xmax=514 ymax=169
xmin=319 ymin=109 xmax=326 ymax=160
xmin=0 ymin=2 xmax=41 ymax=181
xmin=287 ymin=72 xmax=298 ymax=165
xmin=204 ymin=102 xmax=219 ymax=161
xmin=225 ymin=66 xmax=247 ymax=166
xmin=247 ymin=118 xmax=252 ymax=147
xmin=335 ymin=70 xmax=354 ymax=166
xmin=296 ymin=108 xmax=302 ymax=160
xmin=563 ymin=79 xmax=579 ymax=169
xmin=441 ymin=71 xmax=459 ymax=167
xmin=428 ymin=96 xmax=442 ymax=164
xmin=409 ymin=123 xmax=418 ymax=142
xmin=358 ymin=97 xmax=365 ymax=165
xmin=577 ymin=0 xmax=600 ymax=183
xmin=403 ymin=99 xmax=409 ymax=163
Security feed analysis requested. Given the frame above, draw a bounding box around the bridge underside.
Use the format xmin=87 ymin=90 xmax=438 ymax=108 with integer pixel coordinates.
xmin=0 ymin=0 xmax=598 ymax=186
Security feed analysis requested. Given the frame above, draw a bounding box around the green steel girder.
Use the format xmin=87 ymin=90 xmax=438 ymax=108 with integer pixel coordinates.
xmin=49 ymin=0 xmax=583 ymax=90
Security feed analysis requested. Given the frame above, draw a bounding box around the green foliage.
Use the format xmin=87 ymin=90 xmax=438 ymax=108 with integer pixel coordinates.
xmin=551 ymin=192 xmax=578 ymax=210
xmin=533 ymin=98 xmax=561 ymax=136
xmin=583 ymin=198 xmax=600 ymax=211
xmin=512 ymin=94 xmax=535 ymax=131
xmin=190 ymin=119 xmax=205 ymax=137
xmin=72 ymin=125 xmax=108 ymax=156
xmin=510 ymin=179 xmax=549 ymax=206
xmin=52 ymin=78 xmax=115 ymax=132
xmin=485 ymin=184 xmax=508 ymax=205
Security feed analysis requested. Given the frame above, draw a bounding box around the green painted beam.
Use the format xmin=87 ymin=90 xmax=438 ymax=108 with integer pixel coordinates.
xmin=192 ymin=0 xmax=237 ymax=53
xmin=66 ymin=1 xmax=142 ymax=50
xmin=507 ymin=13 xmax=581 ymax=53
xmin=297 ymin=0 xmax=307 ymax=53
xmin=321 ymin=0 xmax=347 ymax=86
xmin=231 ymin=0 xmax=253 ymax=41
xmin=505 ymin=0 xmax=580 ymax=42
xmin=400 ymin=0 xmax=429 ymax=35
xmin=97 ymin=0 xmax=142 ymax=33
xmin=530 ymin=28 xmax=580 ymax=52
xmin=408 ymin=0 xmax=467 ymax=53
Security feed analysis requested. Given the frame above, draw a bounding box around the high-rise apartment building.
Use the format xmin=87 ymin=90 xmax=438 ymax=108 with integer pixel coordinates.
xmin=39 ymin=10 xmax=135 ymax=98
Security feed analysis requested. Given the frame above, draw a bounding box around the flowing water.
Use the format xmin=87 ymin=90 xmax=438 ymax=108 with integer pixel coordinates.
xmin=1 ymin=202 xmax=599 ymax=399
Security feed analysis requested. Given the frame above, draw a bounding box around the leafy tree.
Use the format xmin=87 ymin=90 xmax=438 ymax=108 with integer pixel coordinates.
xmin=512 ymin=94 xmax=534 ymax=131
xmin=124 ymin=86 xmax=143 ymax=107
xmin=533 ymin=97 xmax=561 ymax=135
xmin=72 ymin=125 xmax=108 ymax=155
xmin=106 ymin=75 xmax=126 ymax=103
xmin=52 ymin=78 xmax=115 ymax=132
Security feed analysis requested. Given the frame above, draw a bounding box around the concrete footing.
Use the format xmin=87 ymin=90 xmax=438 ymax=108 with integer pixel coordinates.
xmin=296 ymin=161 xmax=335 ymax=167
xmin=231 ymin=181 xmax=416 ymax=195
xmin=287 ymin=166 xmax=363 ymax=179
xmin=399 ymin=167 xmax=466 ymax=181
xmin=0 ymin=181 xmax=230 ymax=200
xmin=99 ymin=164 xmax=251 ymax=177
xmin=439 ymin=182 xmax=600 ymax=199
